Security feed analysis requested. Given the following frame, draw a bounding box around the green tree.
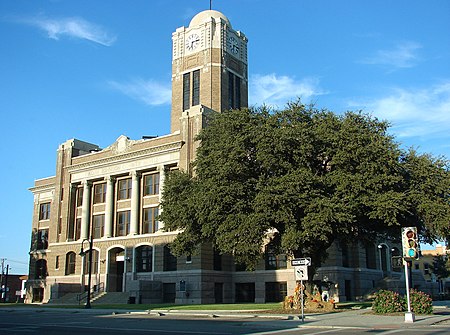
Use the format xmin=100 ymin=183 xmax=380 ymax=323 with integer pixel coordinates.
xmin=433 ymin=254 xmax=450 ymax=280
xmin=159 ymin=102 xmax=450 ymax=271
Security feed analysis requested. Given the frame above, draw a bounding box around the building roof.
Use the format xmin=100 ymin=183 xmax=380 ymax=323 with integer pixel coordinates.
xmin=189 ymin=10 xmax=231 ymax=28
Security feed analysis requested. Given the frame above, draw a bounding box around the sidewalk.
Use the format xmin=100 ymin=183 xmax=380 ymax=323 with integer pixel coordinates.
xmin=143 ymin=301 xmax=450 ymax=330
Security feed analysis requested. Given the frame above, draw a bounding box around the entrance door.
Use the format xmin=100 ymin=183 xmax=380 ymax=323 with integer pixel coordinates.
xmin=107 ymin=247 xmax=125 ymax=292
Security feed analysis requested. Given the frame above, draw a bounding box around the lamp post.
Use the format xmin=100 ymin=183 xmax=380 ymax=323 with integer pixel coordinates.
xmin=80 ymin=235 xmax=93 ymax=309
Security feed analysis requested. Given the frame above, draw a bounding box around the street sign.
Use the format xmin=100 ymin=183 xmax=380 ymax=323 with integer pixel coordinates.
xmin=295 ymin=265 xmax=308 ymax=280
xmin=291 ymin=257 xmax=311 ymax=266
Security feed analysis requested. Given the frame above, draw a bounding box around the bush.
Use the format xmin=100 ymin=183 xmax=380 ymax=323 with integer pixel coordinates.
xmin=372 ymin=290 xmax=405 ymax=314
xmin=408 ymin=289 xmax=433 ymax=314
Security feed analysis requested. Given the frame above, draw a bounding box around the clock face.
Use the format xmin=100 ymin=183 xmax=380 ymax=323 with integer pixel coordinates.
xmin=185 ymin=33 xmax=200 ymax=51
xmin=228 ymin=36 xmax=239 ymax=55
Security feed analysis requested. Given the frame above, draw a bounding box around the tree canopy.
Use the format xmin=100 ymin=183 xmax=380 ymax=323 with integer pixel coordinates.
xmin=159 ymin=102 xmax=450 ymax=269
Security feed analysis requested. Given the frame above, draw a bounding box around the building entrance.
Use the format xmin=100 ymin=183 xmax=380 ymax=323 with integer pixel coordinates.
xmin=107 ymin=247 xmax=125 ymax=292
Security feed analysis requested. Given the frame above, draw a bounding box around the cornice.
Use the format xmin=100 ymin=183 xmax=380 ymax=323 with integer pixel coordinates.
xmin=67 ymin=141 xmax=183 ymax=174
xmin=29 ymin=183 xmax=56 ymax=193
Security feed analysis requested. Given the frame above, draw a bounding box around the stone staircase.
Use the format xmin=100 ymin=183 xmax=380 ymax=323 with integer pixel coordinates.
xmin=49 ymin=291 xmax=130 ymax=305
xmin=90 ymin=292 xmax=130 ymax=305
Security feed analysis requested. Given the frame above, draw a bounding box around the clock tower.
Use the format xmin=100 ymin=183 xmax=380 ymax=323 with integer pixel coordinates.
xmin=170 ymin=10 xmax=248 ymax=134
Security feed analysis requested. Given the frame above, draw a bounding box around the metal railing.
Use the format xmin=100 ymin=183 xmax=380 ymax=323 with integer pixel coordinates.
xmin=77 ymin=282 xmax=105 ymax=305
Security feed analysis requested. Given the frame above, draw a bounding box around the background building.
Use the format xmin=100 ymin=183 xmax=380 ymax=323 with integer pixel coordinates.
xmin=27 ymin=9 xmax=423 ymax=305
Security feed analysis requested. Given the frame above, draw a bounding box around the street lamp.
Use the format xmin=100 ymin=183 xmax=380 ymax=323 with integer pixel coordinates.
xmin=378 ymin=244 xmax=383 ymax=272
xmin=79 ymin=235 xmax=93 ymax=309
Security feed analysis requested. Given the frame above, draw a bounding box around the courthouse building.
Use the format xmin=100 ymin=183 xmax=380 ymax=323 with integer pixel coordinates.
xmin=27 ymin=9 xmax=399 ymax=304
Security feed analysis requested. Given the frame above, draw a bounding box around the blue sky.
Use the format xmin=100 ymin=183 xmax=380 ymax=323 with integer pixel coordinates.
xmin=1 ymin=0 xmax=449 ymax=274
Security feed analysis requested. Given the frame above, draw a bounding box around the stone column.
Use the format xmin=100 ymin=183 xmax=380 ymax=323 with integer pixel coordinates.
xmin=129 ymin=171 xmax=140 ymax=235
xmin=80 ymin=180 xmax=91 ymax=240
xmin=104 ymin=176 xmax=115 ymax=238
xmin=157 ymin=166 xmax=165 ymax=230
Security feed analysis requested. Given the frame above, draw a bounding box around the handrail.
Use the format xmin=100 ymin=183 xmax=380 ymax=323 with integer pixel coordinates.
xmin=77 ymin=282 xmax=105 ymax=304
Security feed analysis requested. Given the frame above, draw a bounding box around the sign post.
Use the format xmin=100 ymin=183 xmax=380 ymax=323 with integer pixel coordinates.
xmin=292 ymin=258 xmax=311 ymax=323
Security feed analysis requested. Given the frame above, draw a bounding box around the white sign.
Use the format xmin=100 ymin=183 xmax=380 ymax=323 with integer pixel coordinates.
xmin=291 ymin=257 xmax=311 ymax=266
xmin=295 ymin=265 xmax=308 ymax=280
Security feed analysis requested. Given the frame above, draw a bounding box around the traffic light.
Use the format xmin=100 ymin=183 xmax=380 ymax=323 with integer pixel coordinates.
xmin=401 ymin=227 xmax=419 ymax=259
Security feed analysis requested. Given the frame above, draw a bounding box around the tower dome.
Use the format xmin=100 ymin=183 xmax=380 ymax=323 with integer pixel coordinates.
xmin=189 ymin=10 xmax=231 ymax=28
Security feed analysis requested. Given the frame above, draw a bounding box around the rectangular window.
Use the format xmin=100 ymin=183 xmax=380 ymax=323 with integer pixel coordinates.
xmin=265 ymin=245 xmax=287 ymax=270
xmin=36 ymin=229 xmax=48 ymax=250
xmin=55 ymin=256 xmax=59 ymax=270
xmin=75 ymin=218 xmax=81 ymax=240
xmin=142 ymin=207 xmax=159 ymax=234
xmin=39 ymin=203 xmax=51 ymax=220
xmin=93 ymin=183 xmax=106 ymax=204
xmin=116 ymin=211 xmax=130 ymax=236
xmin=192 ymin=70 xmax=200 ymax=106
xmin=143 ymin=173 xmax=160 ymax=196
xmin=265 ymin=282 xmax=287 ymax=302
xmin=117 ymin=178 xmax=132 ymax=200
xmin=76 ymin=187 xmax=84 ymax=207
xmin=92 ymin=214 xmax=105 ymax=239
xmin=235 ymin=75 xmax=241 ymax=109
xmin=183 ymin=72 xmax=190 ymax=111
xmin=228 ymin=71 xmax=235 ymax=110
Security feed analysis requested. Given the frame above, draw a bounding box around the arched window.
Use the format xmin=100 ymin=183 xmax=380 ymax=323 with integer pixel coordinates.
xmin=65 ymin=252 xmax=76 ymax=275
xmin=82 ymin=249 xmax=99 ymax=274
xmin=136 ymin=245 xmax=153 ymax=272
xmin=35 ymin=259 xmax=47 ymax=279
xmin=163 ymin=245 xmax=177 ymax=271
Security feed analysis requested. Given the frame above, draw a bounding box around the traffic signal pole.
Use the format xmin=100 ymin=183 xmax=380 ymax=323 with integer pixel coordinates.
xmin=404 ymin=259 xmax=415 ymax=323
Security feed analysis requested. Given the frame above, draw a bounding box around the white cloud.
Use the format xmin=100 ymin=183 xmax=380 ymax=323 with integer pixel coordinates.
xmin=25 ymin=16 xmax=116 ymax=46
xmin=108 ymin=79 xmax=172 ymax=106
xmin=249 ymin=74 xmax=326 ymax=108
xmin=348 ymin=81 xmax=450 ymax=139
xmin=361 ymin=41 xmax=422 ymax=69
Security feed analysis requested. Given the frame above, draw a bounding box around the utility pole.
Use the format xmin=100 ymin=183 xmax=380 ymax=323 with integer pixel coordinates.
xmin=0 ymin=258 xmax=5 ymax=303
xmin=3 ymin=265 xmax=9 ymax=303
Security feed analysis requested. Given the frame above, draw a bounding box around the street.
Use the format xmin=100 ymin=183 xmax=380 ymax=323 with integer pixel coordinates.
xmin=0 ymin=308 xmax=449 ymax=335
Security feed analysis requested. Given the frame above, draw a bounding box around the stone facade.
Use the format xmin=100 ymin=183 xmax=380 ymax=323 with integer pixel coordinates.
xmin=27 ymin=9 xmax=400 ymax=305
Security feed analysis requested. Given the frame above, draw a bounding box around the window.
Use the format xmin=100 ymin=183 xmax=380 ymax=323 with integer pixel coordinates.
xmin=35 ymin=259 xmax=47 ymax=279
xmin=163 ymin=245 xmax=177 ymax=271
xmin=93 ymin=183 xmax=106 ymax=204
xmin=55 ymin=256 xmax=59 ymax=270
xmin=228 ymin=71 xmax=235 ymax=109
xmin=213 ymin=249 xmax=222 ymax=271
xmin=116 ymin=211 xmax=130 ymax=236
xmin=82 ymin=249 xmax=99 ymax=274
xmin=424 ymin=263 xmax=430 ymax=275
xmin=76 ymin=187 xmax=83 ymax=207
xmin=265 ymin=244 xmax=287 ymax=270
xmin=192 ymin=70 xmax=200 ymax=106
xmin=143 ymin=173 xmax=160 ymax=196
xmin=118 ymin=178 xmax=132 ymax=200
xmin=235 ymin=283 xmax=255 ymax=303
xmin=228 ymin=71 xmax=241 ymax=110
xmin=265 ymin=282 xmax=287 ymax=302
xmin=39 ymin=203 xmax=51 ymax=220
xmin=183 ymin=72 xmax=190 ymax=111
xmin=36 ymin=229 xmax=48 ymax=250
xmin=142 ymin=207 xmax=159 ymax=234
xmin=136 ymin=245 xmax=153 ymax=272
xmin=92 ymin=214 xmax=105 ymax=239
xmin=65 ymin=252 xmax=76 ymax=275
xmin=75 ymin=218 xmax=81 ymax=240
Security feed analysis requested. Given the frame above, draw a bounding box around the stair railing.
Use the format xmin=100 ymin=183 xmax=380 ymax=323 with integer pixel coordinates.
xmin=77 ymin=282 xmax=105 ymax=305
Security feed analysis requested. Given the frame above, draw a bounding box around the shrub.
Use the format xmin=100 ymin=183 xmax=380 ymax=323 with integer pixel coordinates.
xmin=372 ymin=290 xmax=405 ymax=314
xmin=408 ymin=289 xmax=433 ymax=314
